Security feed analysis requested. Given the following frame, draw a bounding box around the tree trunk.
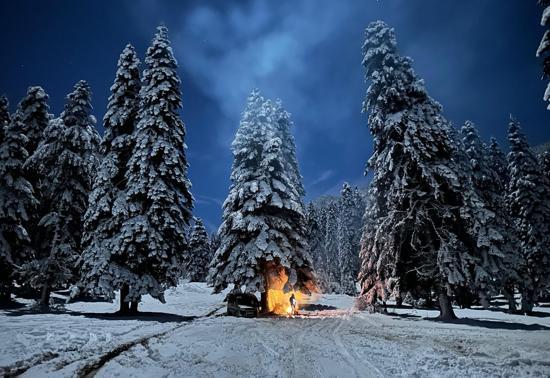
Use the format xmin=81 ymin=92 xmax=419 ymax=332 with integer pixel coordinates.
xmin=437 ymin=292 xmax=457 ymax=320
xmin=504 ymin=285 xmax=517 ymax=313
xmin=261 ymin=292 xmax=268 ymax=314
xmin=479 ymin=292 xmax=490 ymax=310
xmin=0 ymin=283 xmax=11 ymax=304
xmin=521 ymin=288 xmax=535 ymax=314
xmin=395 ymin=291 xmax=403 ymax=307
xmin=425 ymin=291 xmax=433 ymax=308
xmin=129 ymin=300 xmax=139 ymax=314
xmin=40 ymin=283 xmax=51 ymax=307
xmin=119 ymin=284 xmax=130 ymax=314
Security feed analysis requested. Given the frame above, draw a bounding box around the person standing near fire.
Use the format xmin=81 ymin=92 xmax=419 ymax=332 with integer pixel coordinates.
xmin=289 ymin=294 xmax=297 ymax=315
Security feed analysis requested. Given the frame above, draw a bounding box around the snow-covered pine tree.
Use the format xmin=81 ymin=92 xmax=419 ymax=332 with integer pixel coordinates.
xmin=324 ymin=201 xmax=340 ymax=293
xmin=337 ymin=183 xmax=361 ymax=296
xmin=0 ymin=114 xmax=37 ymax=303
xmin=506 ymin=117 xmax=550 ymax=313
xmin=23 ymin=80 xmax=99 ymax=306
xmin=114 ymin=26 xmax=193 ymax=309
xmin=186 ymin=218 xmax=211 ymax=282
xmin=540 ymin=151 xmax=550 ymax=183
xmin=15 ymin=86 xmax=50 ymax=155
xmin=0 ymin=96 xmax=10 ymax=135
xmin=461 ymin=121 xmax=516 ymax=309
xmin=79 ymin=44 xmax=141 ymax=313
xmin=488 ymin=137 xmax=510 ymax=186
xmin=358 ymin=21 xmax=501 ymax=319
xmin=537 ymin=0 xmax=550 ymax=109
xmin=306 ymin=202 xmax=329 ymax=291
xmin=273 ymin=101 xmax=305 ymax=198
xmin=208 ymin=90 xmax=315 ymax=311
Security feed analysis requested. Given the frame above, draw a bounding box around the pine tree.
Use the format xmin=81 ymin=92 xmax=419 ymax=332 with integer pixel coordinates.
xmin=324 ymin=201 xmax=340 ymax=293
xmin=461 ymin=121 xmax=516 ymax=309
xmin=540 ymin=151 xmax=550 ymax=183
xmin=114 ymin=26 xmax=193 ymax=309
xmin=0 ymin=114 xmax=37 ymax=303
xmin=506 ymin=117 xmax=550 ymax=313
xmin=273 ymin=101 xmax=305 ymax=197
xmin=337 ymin=183 xmax=362 ymax=296
xmin=15 ymin=86 xmax=50 ymax=155
xmin=23 ymin=80 xmax=99 ymax=306
xmin=186 ymin=218 xmax=212 ymax=282
xmin=306 ymin=203 xmax=329 ymax=291
xmin=208 ymin=90 xmax=315 ymax=312
xmin=488 ymin=137 xmax=510 ymax=186
xmin=358 ymin=21 xmax=501 ymax=319
xmin=537 ymin=0 xmax=550 ymax=109
xmin=0 ymin=96 xmax=10 ymax=135
xmin=79 ymin=44 xmax=142 ymax=313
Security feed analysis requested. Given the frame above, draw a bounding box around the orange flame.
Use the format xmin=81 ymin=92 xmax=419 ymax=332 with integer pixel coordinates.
xmin=264 ymin=264 xmax=316 ymax=316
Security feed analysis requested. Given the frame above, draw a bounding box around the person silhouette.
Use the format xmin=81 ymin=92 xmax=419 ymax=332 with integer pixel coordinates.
xmin=289 ymin=293 xmax=297 ymax=315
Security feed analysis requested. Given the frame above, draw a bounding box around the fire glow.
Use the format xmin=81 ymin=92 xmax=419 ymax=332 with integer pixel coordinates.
xmin=264 ymin=264 xmax=316 ymax=316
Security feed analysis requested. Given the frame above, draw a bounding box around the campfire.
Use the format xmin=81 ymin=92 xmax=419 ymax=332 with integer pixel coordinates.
xmin=263 ymin=263 xmax=317 ymax=316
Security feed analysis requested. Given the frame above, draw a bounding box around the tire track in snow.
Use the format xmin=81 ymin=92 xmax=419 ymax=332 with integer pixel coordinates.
xmin=77 ymin=305 xmax=224 ymax=377
xmin=331 ymin=311 xmax=384 ymax=378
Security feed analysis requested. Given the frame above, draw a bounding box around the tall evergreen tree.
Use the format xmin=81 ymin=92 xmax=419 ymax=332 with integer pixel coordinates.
xmin=23 ymin=80 xmax=99 ymax=306
xmin=15 ymin=86 xmax=50 ymax=155
xmin=208 ymin=90 xmax=315 ymax=312
xmin=0 ymin=115 xmax=37 ymax=303
xmin=79 ymin=44 xmax=142 ymax=313
xmin=273 ymin=101 xmax=305 ymax=197
xmin=506 ymin=118 xmax=550 ymax=313
xmin=186 ymin=218 xmax=211 ymax=282
xmin=358 ymin=21 xmax=501 ymax=319
xmin=114 ymin=26 xmax=193 ymax=308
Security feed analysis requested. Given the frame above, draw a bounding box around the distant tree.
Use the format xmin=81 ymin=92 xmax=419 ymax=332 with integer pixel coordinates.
xmin=113 ymin=26 xmax=194 ymax=312
xmin=0 ymin=114 xmax=37 ymax=303
xmin=488 ymin=137 xmax=510 ymax=186
xmin=461 ymin=121 xmax=517 ymax=309
xmin=506 ymin=117 xmax=550 ymax=313
xmin=79 ymin=44 xmax=141 ymax=313
xmin=306 ymin=203 xmax=329 ymax=291
xmin=208 ymin=90 xmax=315 ymax=311
xmin=537 ymin=0 xmax=550 ymax=109
xmin=186 ymin=218 xmax=211 ymax=282
xmin=324 ymin=201 xmax=340 ymax=292
xmin=358 ymin=21 xmax=503 ymax=320
xmin=337 ymin=183 xmax=363 ymax=296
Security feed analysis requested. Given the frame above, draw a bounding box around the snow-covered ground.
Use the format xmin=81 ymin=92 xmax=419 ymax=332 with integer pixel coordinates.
xmin=1 ymin=283 xmax=549 ymax=377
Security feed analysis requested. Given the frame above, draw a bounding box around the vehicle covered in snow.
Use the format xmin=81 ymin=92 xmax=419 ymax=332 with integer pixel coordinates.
xmin=226 ymin=293 xmax=260 ymax=317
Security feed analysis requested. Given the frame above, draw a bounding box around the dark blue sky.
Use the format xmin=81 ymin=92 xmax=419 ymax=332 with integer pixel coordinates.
xmin=1 ymin=1 xmax=549 ymax=231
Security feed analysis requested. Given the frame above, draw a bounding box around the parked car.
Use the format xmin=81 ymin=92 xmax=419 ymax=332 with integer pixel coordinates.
xmin=226 ymin=293 xmax=260 ymax=317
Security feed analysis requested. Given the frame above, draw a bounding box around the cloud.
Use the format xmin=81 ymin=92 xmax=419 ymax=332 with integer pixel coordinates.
xmin=308 ymin=169 xmax=335 ymax=187
xmin=194 ymin=194 xmax=224 ymax=207
xmin=172 ymin=0 xmax=356 ymax=134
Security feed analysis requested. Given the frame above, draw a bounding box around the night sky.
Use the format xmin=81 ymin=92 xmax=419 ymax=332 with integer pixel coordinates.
xmin=1 ymin=1 xmax=549 ymax=232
